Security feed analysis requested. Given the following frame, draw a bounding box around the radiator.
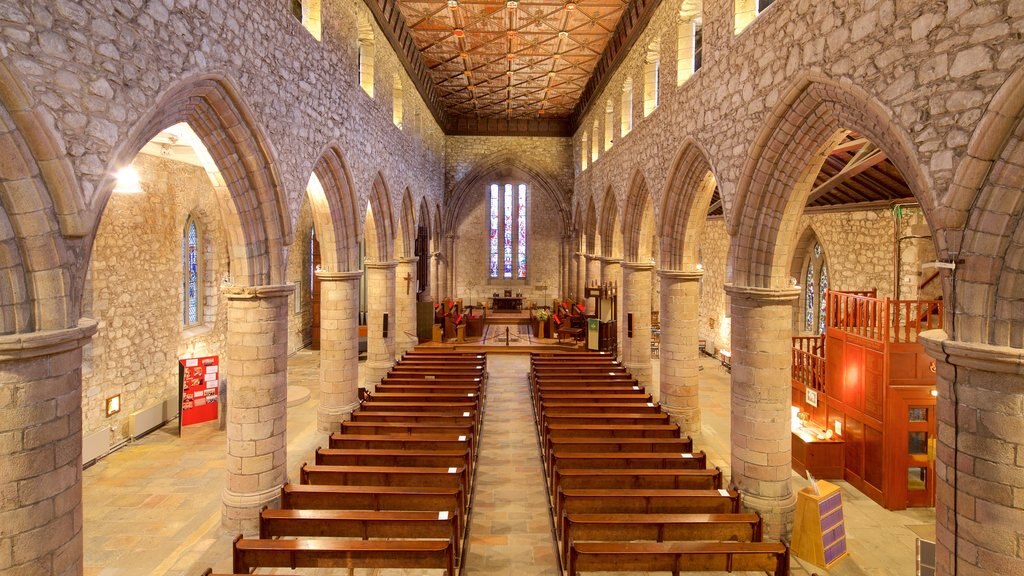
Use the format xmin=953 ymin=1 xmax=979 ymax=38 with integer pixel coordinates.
xmin=129 ymin=400 xmax=166 ymax=439
xmin=82 ymin=428 xmax=109 ymax=464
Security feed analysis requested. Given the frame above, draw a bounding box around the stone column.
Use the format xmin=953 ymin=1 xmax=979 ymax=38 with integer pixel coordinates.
xmin=431 ymin=251 xmax=441 ymax=302
xmin=919 ymin=331 xmax=1024 ymax=576
xmin=659 ymin=269 xmax=703 ymax=436
xmin=724 ymin=284 xmax=799 ymax=541
xmin=0 ymin=319 xmax=97 ymax=576
xmin=576 ymin=252 xmax=587 ymax=301
xmin=601 ymin=258 xmax=623 ymax=357
xmin=394 ymin=257 xmax=419 ymax=358
xmin=364 ymin=261 xmax=397 ymax=392
xmin=445 ymin=234 xmax=456 ymax=298
xmin=223 ymin=284 xmax=295 ymax=533
xmin=586 ymin=254 xmax=601 ymax=290
xmin=315 ymin=270 xmax=361 ymax=432
xmin=622 ymin=262 xmax=654 ymax=394
xmin=437 ymin=252 xmax=448 ymax=300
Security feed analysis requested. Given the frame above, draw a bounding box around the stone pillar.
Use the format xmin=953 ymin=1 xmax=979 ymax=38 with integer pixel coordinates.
xmin=445 ymin=234 xmax=456 ymax=298
xmin=0 ymin=320 xmax=97 ymax=576
xmin=364 ymin=261 xmax=397 ymax=392
xmin=725 ymin=284 xmax=799 ymax=541
xmin=622 ymin=262 xmax=654 ymax=394
xmin=586 ymin=254 xmax=601 ymax=290
xmin=659 ymin=269 xmax=703 ymax=436
xmin=437 ymin=252 xmax=448 ymax=300
xmin=919 ymin=331 xmax=1024 ymax=576
xmin=394 ymin=257 xmax=419 ymax=358
xmin=315 ymin=270 xmax=361 ymax=432
xmin=601 ymin=258 xmax=623 ymax=357
xmin=223 ymin=284 xmax=295 ymax=533
xmin=432 ymin=252 xmax=441 ymax=302
xmin=575 ymin=252 xmax=586 ymax=301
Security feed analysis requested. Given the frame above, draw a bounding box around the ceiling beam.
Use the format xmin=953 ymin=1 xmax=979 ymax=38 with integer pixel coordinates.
xmin=806 ymin=147 xmax=888 ymax=205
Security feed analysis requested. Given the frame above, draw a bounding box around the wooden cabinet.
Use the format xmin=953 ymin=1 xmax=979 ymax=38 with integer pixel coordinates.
xmin=791 ymin=430 xmax=845 ymax=479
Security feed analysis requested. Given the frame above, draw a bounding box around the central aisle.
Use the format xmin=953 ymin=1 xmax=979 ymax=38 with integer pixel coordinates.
xmin=461 ymin=354 xmax=561 ymax=575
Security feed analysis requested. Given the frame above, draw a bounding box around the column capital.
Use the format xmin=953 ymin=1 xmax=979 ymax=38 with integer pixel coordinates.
xmin=223 ymin=283 xmax=296 ymax=301
xmin=0 ymin=318 xmax=98 ymax=361
xmin=920 ymin=329 xmax=1024 ymax=375
xmin=316 ymin=270 xmax=362 ymax=282
xmin=621 ymin=261 xmax=655 ymax=271
xmin=723 ymin=284 xmax=800 ymax=303
xmin=397 ymin=256 xmax=419 ymax=264
xmin=599 ymin=256 xmax=623 ymax=265
xmin=364 ymin=260 xmax=399 ymax=270
xmin=658 ymin=269 xmax=703 ymax=281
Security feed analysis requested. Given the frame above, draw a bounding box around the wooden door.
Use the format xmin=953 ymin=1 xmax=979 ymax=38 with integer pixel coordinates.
xmin=889 ymin=388 xmax=936 ymax=508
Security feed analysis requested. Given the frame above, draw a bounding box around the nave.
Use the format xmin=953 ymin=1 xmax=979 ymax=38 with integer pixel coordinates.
xmin=83 ymin=352 xmax=932 ymax=575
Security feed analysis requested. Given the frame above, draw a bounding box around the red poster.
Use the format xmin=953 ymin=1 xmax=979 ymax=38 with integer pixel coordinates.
xmin=179 ymin=355 xmax=219 ymax=427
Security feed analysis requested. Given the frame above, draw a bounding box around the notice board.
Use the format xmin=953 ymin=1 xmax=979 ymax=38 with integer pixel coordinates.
xmin=179 ymin=355 xmax=220 ymax=428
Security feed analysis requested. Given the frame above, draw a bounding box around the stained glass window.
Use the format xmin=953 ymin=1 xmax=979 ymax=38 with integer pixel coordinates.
xmin=517 ymin=184 xmax=527 ymax=278
xmin=183 ymin=215 xmax=201 ymax=327
xmin=819 ymin=262 xmax=829 ymax=335
xmin=803 ymin=240 xmax=829 ymax=335
xmin=489 ymin=185 xmax=499 ymax=277
xmin=805 ymin=260 xmax=814 ymax=332
xmin=488 ymin=182 xmax=528 ymax=279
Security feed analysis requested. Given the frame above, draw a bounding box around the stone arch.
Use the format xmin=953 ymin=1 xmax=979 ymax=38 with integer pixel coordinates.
xmin=395 ymin=188 xmax=416 ymax=259
xmin=584 ymin=197 xmax=598 ymax=254
xmin=365 ymin=172 xmax=395 ymax=261
xmin=0 ymin=60 xmax=90 ymax=333
xmin=598 ymin=186 xmax=622 ymax=258
xmin=659 ymin=137 xmax=719 ymax=271
xmin=443 ymin=152 xmax=570 ymax=235
xmin=309 ymin=144 xmax=361 ymax=272
xmin=622 ymin=170 xmax=656 ymax=263
xmin=101 ymin=74 xmax=290 ymax=288
xmin=432 ymin=203 xmax=443 ymax=252
xmin=950 ymin=67 xmax=1024 ymax=347
xmin=730 ymin=75 xmax=935 ymax=289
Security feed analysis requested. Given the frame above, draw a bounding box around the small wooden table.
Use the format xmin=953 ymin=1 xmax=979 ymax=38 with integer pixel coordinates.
xmin=491 ymin=296 xmax=523 ymax=311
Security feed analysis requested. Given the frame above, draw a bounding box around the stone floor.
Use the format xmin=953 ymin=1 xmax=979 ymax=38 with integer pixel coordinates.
xmin=81 ymin=349 xmax=934 ymax=575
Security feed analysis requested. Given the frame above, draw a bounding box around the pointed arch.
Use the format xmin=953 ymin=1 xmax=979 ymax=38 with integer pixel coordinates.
xmin=102 ymin=73 xmax=290 ymax=288
xmin=730 ymin=74 xmax=935 ymax=289
xmin=598 ymin=186 xmax=622 ymax=258
xmin=395 ymin=188 xmax=416 ymax=259
xmin=309 ymin=144 xmax=361 ymax=272
xmin=622 ymin=170 xmax=656 ymax=263
xmin=365 ymin=172 xmax=395 ymax=261
xmin=659 ymin=137 xmax=720 ymax=270
xmin=0 ymin=60 xmax=89 ymax=333
xmin=584 ymin=197 xmax=598 ymax=254
xmin=432 ymin=203 xmax=443 ymax=252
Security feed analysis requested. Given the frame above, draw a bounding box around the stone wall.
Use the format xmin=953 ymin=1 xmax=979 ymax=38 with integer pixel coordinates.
xmin=82 ymin=154 xmax=228 ymax=441
xmin=286 ymin=199 xmax=315 ymax=354
xmin=444 ymin=136 xmax=574 ymax=201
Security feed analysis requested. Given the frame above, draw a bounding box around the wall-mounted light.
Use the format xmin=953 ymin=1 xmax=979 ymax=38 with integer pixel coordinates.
xmin=106 ymin=394 xmax=121 ymax=417
xmin=113 ymin=167 xmax=142 ymax=194
xmin=696 ymin=263 xmax=704 ymax=271
xmin=930 ymin=388 xmax=938 ymax=397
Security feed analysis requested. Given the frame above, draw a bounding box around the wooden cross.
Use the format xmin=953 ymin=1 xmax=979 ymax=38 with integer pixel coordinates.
xmin=403 ymin=272 xmax=413 ymax=295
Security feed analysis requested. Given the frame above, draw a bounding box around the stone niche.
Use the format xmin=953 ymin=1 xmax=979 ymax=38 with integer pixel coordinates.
xmin=82 ymin=154 xmax=229 ymax=443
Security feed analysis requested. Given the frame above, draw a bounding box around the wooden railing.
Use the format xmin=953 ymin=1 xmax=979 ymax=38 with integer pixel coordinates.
xmin=792 ymin=335 xmax=824 ymax=356
xmin=791 ymin=343 xmax=825 ymax=392
xmin=826 ymin=291 xmax=943 ymax=344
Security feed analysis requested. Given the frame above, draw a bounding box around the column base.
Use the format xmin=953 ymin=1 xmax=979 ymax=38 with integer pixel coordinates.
xmin=738 ymin=489 xmax=796 ymax=542
xmin=223 ymin=484 xmax=283 ymax=534
xmin=316 ymin=399 xmax=361 ymax=432
xmin=661 ymin=404 xmax=701 ymax=438
xmin=363 ymin=360 xmax=394 ymax=392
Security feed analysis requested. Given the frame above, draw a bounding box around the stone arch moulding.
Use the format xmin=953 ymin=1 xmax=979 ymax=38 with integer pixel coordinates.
xmin=951 ymin=66 xmax=1024 ymax=347
xmin=366 ymin=172 xmax=396 ymax=261
xmin=0 ymin=59 xmax=91 ymax=334
xmin=98 ymin=73 xmax=292 ymax=288
xmin=584 ymin=196 xmax=598 ymax=254
xmin=443 ymin=152 xmax=571 ymax=237
xmin=730 ymin=73 xmax=936 ymax=289
xmin=396 ymin=188 xmax=416 ymax=259
xmin=310 ymin=144 xmax=362 ymax=273
xmin=621 ymin=169 xmax=656 ymax=263
xmin=659 ymin=136 xmax=720 ymax=271
xmin=597 ymin=185 xmax=622 ymax=258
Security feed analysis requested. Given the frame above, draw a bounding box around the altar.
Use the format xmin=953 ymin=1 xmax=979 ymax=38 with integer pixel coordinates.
xmin=491 ymin=296 xmax=523 ymax=311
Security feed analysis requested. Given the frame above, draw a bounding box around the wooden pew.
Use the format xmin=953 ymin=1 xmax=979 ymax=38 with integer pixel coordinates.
xmin=376 ymin=383 xmax=484 ymax=395
xmin=279 ymin=484 xmax=465 ymax=534
xmin=314 ymin=448 xmax=473 ymax=481
xmin=350 ymin=411 xmax=479 ymax=435
xmin=329 ymin=433 xmax=472 ymax=455
xmin=555 ymin=488 xmax=741 ymax=538
xmin=554 ymin=468 xmax=723 ymax=492
xmin=357 ymin=401 xmax=479 ymax=413
xmin=549 ymin=451 xmax=708 ymax=495
xmin=366 ymin=392 xmax=483 ymax=406
xmin=567 ymin=541 xmax=789 ymax=576
xmin=541 ymin=413 xmax=671 ymax=439
xmin=539 ymin=403 xmax=662 ymax=420
xmin=339 ymin=421 xmax=476 ymax=442
xmin=562 ymin=512 xmax=763 ymax=565
xmin=544 ymin=437 xmax=694 ymax=470
xmin=546 ymin=423 xmax=680 ymax=440
xmin=232 ymin=536 xmax=456 ymax=575
xmin=535 ymin=384 xmax=643 ymax=395
xmin=299 ymin=464 xmax=469 ymax=504
xmin=259 ymin=508 xmax=463 ymax=561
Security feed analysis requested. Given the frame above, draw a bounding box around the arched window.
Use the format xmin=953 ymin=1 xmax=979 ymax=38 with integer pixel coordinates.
xmin=581 ymin=133 xmax=589 ymax=171
xmin=677 ymin=2 xmax=703 ymax=85
xmin=643 ymin=41 xmax=660 ymax=116
xmin=289 ymin=0 xmax=322 ymax=40
xmin=183 ymin=214 xmax=203 ymax=327
xmin=357 ymin=15 xmax=375 ymax=96
xmin=620 ymin=78 xmax=633 ymax=136
xmin=604 ymin=100 xmax=614 ymax=150
xmin=488 ymin=183 xmax=528 ymax=279
xmin=803 ymin=242 xmax=829 ymax=334
xmin=393 ymin=78 xmax=404 ymax=128
xmin=735 ymin=0 xmax=775 ymax=35
xmin=591 ymin=118 xmax=600 ymax=162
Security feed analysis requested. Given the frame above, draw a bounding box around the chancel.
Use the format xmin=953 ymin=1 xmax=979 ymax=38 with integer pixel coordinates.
xmin=0 ymin=1 xmax=1020 ymax=575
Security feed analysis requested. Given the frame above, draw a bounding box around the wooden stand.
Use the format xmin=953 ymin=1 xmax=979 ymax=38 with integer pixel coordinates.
xmin=792 ymin=480 xmax=849 ymax=570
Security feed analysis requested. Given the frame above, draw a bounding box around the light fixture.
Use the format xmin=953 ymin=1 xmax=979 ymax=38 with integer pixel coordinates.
xmin=452 ymin=28 xmax=465 ymax=37
xmin=447 ymin=0 xmax=458 ymax=7
xmin=564 ymin=0 xmax=577 ymax=10
xmin=506 ymin=30 xmax=516 ymax=38
xmin=931 ymin=388 xmax=938 ymax=397
xmin=696 ymin=263 xmax=704 ymax=271
xmin=558 ymin=31 xmax=569 ymax=39
xmin=113 ymin=166 xmax=142 ymax=194
xmin=466 ymin=84 xmax=475 ymax=91
xmin=506 ymin=1 xmax=518 ymax=8
xmin=506 ymin=53 xmax=515 ymax=61
xmin=106 ymin=394 xmax=121 ymax=417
